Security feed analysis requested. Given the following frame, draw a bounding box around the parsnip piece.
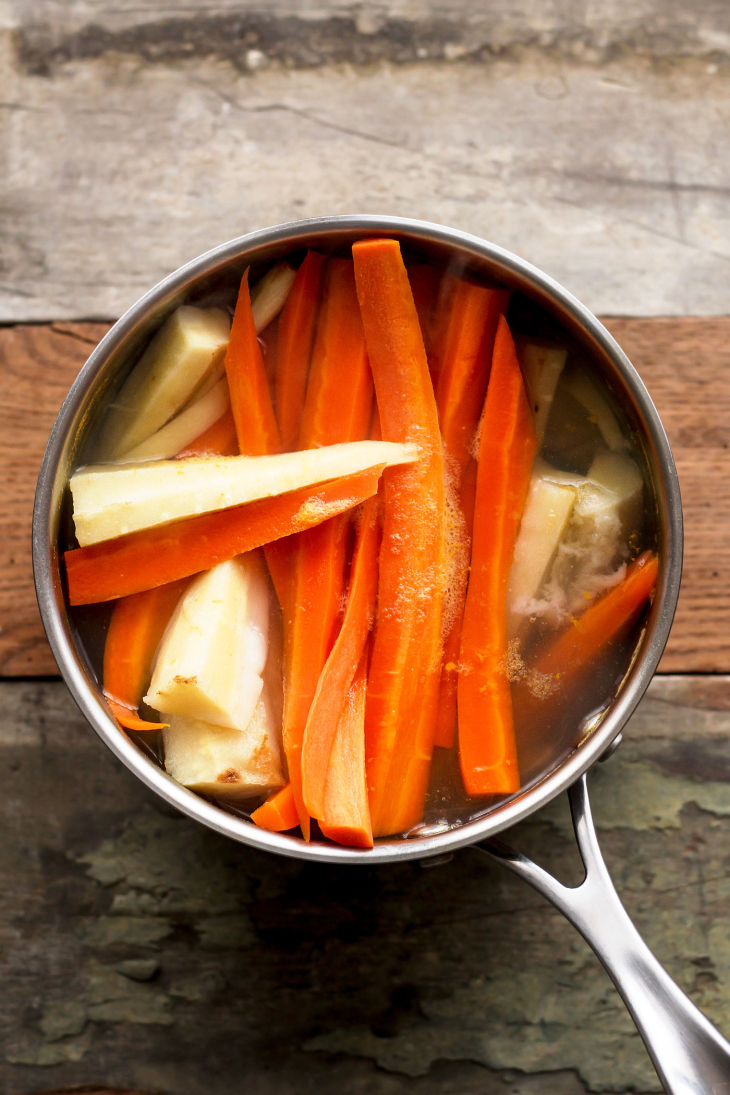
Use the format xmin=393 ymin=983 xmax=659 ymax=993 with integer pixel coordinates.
xmin=507 ymin=473 xmax=576 ymax=638
xmin=145 ymin=554 xmax=269 ymax=731
xmin=588 ymin=451 xmax=643 ymax=535
xmin=564 ymin=371 xmax=628 ymax=453
xmin=70 ymin=440 xmax=417 ymax=546
xmin=120 ymin=378 xmax=230 ymax=463
xmin=162 ymin=681 xmax=285 ymax=801
xmin=250 ymin=260 xmax=296 ymax=332
xmin=103 ymin=306 xmax=231 ymax=460
xmin=518 ymin=341 xmax=568 ymax=443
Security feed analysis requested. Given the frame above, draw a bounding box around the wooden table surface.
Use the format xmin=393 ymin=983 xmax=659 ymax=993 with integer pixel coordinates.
xmin=2 ymin=4 xmax=730 ymax=1093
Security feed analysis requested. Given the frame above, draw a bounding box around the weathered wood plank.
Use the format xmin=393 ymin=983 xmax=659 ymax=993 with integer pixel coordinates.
xmin=2 ymin=317 xmax=730 ymax=674
xmin=0 ymin=323 xmax=111 ymax=674
xmin=1 ymin=674 xmax=729 ymax=1094
xmin=1 ymin=31 xmax=730 ymax=320
xmin=605 ymin=318 xmax=730 ymax=672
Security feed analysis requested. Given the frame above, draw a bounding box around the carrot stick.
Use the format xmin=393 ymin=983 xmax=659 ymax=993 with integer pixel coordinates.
xmin=407 ymin=263 xmax=441 ymax=360
xmin=65 ymin=465 xmax=384 ymax=605
xmin=275 ymin=251 xmax=326 ymax=450
xmin=282 ymin=258 xmax=374 ymax=839
xmin=353 ymin=237 xmax=446 ymax=838
xmin=431 ymin=281 xmax=510 ymax=750
xmin=260 ymin=317 xmax=279 ymax=403
xmin=251 ymin=783 xmax=299 ymax=832
xmin=319 ymin=650 xmax=373 ymax=849
xmin=225 ymin=270 xmax=282 ymax=456
xmin=263 ymin=535 xmax=295 ymax=614
xmin=457 ymin=315 xmax=538 ymax=797
xmin=284 ymin=516 xmax=349 ymax=841
xmin=297 ymin=259 xmax=373 ymax=448
xmin=433 ymin=458 xmax=477 ymax=749
xmin=176 ymin=406 xmax=239 ymax=458
xmin=301 ymin=492 xmax=381 ymax=820
xmin=530 ymin=551 xmax=659 ymax=684
xmin=103 ymin=579 xmax=189 ymax=731
xmin=435 ymin=282 xmax=510 ymax=476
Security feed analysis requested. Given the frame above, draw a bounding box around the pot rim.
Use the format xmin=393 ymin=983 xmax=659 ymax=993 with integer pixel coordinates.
xmin=32 ymin=214 xmax=683 ymax=864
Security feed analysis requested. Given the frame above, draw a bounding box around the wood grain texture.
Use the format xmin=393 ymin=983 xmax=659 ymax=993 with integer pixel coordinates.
xmin=0 ymin=323 xmax=111 ymax=674
xmin=604 ymin=318 xmax=730 ymax=672
xmin=2 ymin=674 xmax=730 ymax=1094
xmin=1 ymin=317 xmax=729 ymax=675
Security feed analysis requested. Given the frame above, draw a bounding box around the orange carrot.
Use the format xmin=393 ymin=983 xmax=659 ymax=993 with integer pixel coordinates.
xmin=319 ymin=651 xmax=373 ymax=849
xmin=176 ymin=406 xmax=239 ymax=458
xmin=407 ymin=263 xmax=441 ymax=360
xmin=225 ymin=270 xmax=282 ymax=456
xmin=260 ymin=317 xmax=279 ymax=403
xmin=275 ymin=251 xmax=326 ymax=450
xmin=282 ymin=258 xmax=374 ymax=839
xmin=263 ymin=535 xmax=295 ymax=614
xmin=353 ymin=237 xmax=446 ymax=838
xmin=65 ymin=465 xmax=384 ymax=605
xmin=530 ymin=551 xmax=659 ymax=683
xmin=103 ymin=579 xmax=189 ymax=731
xmin=431 ymin=281 xmax=510 ymax=750
xmin=284 ymin=516 xmax=349 ymax=841
xmin=433 ymin=457 xmax=477 ymax=749
xmin=301 ymin=492 xmax=382 ymax=820
xmin=297 ymin=259 xmax=373 ymax=448
xmin=435 ymin=282 xmax=510 ymax=476
xmin=457 ymin=315 xmax=538 ymax=797
xmin=251 ymin=783 xmax=300 ymax=832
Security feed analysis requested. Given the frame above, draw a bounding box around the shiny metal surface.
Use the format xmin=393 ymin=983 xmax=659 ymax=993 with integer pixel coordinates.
xmin=32 ymin=213 xmax=683 ymax=865
xmin=479 ymin=777 xmax=730 ymax=1094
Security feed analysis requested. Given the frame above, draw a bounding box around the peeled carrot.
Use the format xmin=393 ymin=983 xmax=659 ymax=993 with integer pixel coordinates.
xmin=263 ymin=535 xmax=295 ymax=614
xmin=353 ymin=237 xmax=446 ymax=838
xmin=282 ymin=258 xmax=374 ymax=839
xmin=284 ymin=517 xmax=349 ymax=841
xmin=103 ymin=579 xmax=189 ymax=731
xmin=251 ymin=783 xmax=300 ymax=832
xmin=275 ymin=251 xmax=326 ymax=450
xmin=301 ymin=492 xmax=382 ymax=820
xmin=435 ymin=282 xmax=511 ymax=476
xmin=433 ymin=458 xmax=478 ymax=749
xmin=225 ymin=270 xmax=282 ymax=456
xmin=176 ymin=406 xmax=239 ymax=458
xmin=297 ymin=259 xmax=373 ymax=448
xmin=530 ymin=551 xmax=659 ymax=684
xmin=65 ymin=465 xmax=384 ymax=605
xmin=407 ymin=263 xmax=441 ymax=360
xmin=432 ymin=281 xmax=510 ymax=750
xmin=319 ymin=651 xmax=373 ymax=849
xmin=457 ymin=315 xmax=538 ymax=797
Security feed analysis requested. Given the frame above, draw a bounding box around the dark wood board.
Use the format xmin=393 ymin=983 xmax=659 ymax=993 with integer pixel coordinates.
xmin=1 ymin=318 xmax=729 ymax=674
xmin=3 ymin=674 xmax=730 ymax=1095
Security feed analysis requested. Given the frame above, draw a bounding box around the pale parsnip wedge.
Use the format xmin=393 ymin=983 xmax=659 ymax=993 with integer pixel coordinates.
xmin=534 ymin=452 xmax=644 ymax=624
xmin=564 ymin=370 xmax=629 ymax=452
xmin=120 ymin=378 xmax=230 ymax=463
xmin=102 ymin=306 xmax=231 ymax=460
xmin=162 ymin=681 xmax=285 ymax=801
xmin=145 ymin=554 xmax=269 ymax=731
xmin=587 ymin=451 xmax=643 ymax=535
xmin=518 ymin=341 xmax=567 ymax=444
xmin=71 ymin=440 xmax=417 ymax=546
xmin=250 ymin=260 xmax=296 ymax=332
xmin=507 ymin=473 xmax=576 ymax=638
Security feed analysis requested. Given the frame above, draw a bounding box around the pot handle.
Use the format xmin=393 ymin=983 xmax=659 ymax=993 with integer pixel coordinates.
xmin=477 ymin=774 xmax=730 ymax=1095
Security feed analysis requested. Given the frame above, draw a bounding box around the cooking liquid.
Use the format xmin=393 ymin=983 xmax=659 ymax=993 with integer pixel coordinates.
xmin=67 ymin=247 xmax=657 ymax=843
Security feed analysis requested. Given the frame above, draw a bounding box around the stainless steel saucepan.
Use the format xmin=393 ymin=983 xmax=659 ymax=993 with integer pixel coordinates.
xmin=33 ymin=216 xmax=730 ymax=1093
